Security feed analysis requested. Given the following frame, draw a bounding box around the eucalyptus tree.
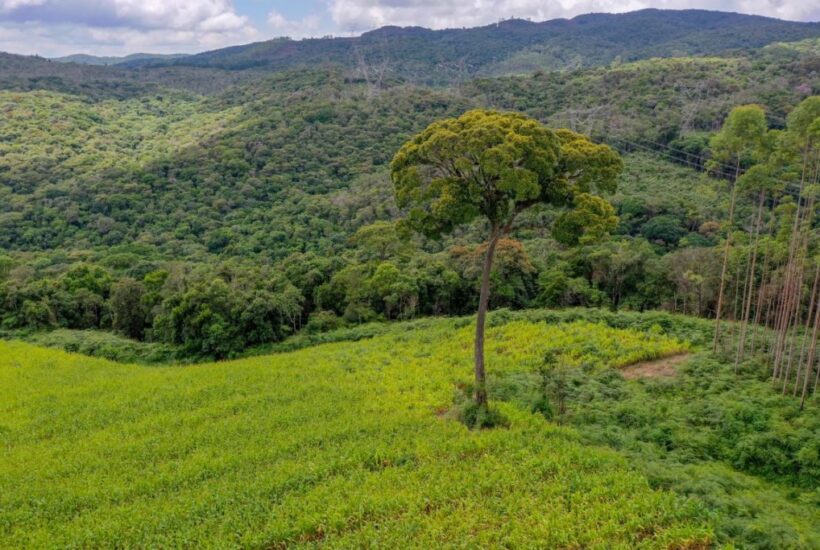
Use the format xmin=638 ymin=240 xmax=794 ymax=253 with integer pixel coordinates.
xmin=709 ymin=105 xmax=768 ymax=352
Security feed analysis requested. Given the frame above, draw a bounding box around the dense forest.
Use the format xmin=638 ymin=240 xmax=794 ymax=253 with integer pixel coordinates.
xmin=2 ymin=32 xmax=818 ymax=359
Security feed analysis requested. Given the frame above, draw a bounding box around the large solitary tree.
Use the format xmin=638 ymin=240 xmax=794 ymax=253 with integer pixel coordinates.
xmin=391 ymin=110 xmax=622 ymax=409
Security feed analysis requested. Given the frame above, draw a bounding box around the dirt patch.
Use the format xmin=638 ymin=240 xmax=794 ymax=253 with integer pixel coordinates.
xmin=620 ymin=353 xmax=691 ymax=380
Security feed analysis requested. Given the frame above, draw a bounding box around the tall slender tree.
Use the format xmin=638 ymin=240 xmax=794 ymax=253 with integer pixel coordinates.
xmin=710 ymin=105 xmax=769 ymax=353
xmin=391 ymin=110 xmax=621 ymax=411
xmin=734 ymin=161 xmax=783 ymax=366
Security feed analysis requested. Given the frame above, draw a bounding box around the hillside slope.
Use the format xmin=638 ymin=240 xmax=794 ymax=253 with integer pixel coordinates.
xmin=0 ymin=52 xmax=257 ymax=98
xmin=2 ymin=48 xmax=815 ymax=258
xmin=2 ymin=310 xmax=818 ymax=547
xmin=0 ymin=318 xmax=708 ymax=547
xmin=1 ymin=10 xmax=817 ymax=93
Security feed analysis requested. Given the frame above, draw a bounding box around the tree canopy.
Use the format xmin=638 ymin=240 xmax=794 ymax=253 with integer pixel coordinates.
xmin=391 ymin=110 xmax=622 ymax=239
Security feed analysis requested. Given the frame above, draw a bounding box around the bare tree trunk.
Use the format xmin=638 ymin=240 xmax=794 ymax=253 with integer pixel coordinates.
xmin=474 ymin=228 xmax=500 ymax=408
xmin=772 ymin=202 xmax=806 ymax=378
xmin=814 ymin=354 xmax=820 ymax=398
xmin=713 ymin=160 xmax=740 ymax=353
xmin=736 ymin=191 xmax=765 ymax=368
xmin=728 ymin=260 xmax=743 ymax=354
xmin=792 ymin=266 xmax=819 ymax=396
xmin=764 ymin=278 xmax=779 ymax=355
xmin=771 ymin=269 xmax=790 ymax=376
xmin=801 ymin=277 xmax=820 ymax=410
xmin=773 ymin=148 xmax=811 ymax=379
xmin=781 ymin=252 xmax=810 ymax=391
xmin=775 ymin=263 xmax=804 ymax=382
xmin=750 ymin=241 xmax=772 ymax=355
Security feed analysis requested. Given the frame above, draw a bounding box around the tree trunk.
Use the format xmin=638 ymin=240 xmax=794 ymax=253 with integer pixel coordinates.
xmin=814 ymin=354 xmax=820 ymax=398
xmin=749 ymin=240 xmax=772 ymax=355
xmin=772 ymin=202 xmax=805 ymax=379
xmin=728 ymin=261 xmax=743 ymax=353
xmin=736 ymin=190 xmax=765 ymax=368
xmin=713 ymin=160 xmax=740 ymax=353
xmin=792 ymin=265 xmax=819 ymax=396
xmin=773 ymin=149 xmax=811 ymax=378
xmin=474 ymin=229 xmax=500 ymax=407
xmin=801 ymin=277 xmax=820 ymax=410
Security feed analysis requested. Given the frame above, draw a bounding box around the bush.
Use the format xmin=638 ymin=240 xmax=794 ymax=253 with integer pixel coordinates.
xmin=305 ymin=310 xmax=345 ymax=333
xmin=456 ymin=400 xmax=510 ymax=430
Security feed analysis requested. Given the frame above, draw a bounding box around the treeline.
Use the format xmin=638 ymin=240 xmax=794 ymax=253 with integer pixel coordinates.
xmin=0 ymin=223 xmax=730 ymax=359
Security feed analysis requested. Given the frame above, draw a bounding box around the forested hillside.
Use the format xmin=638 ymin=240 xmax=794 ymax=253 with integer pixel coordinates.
xmin=1 ymin=27 xmax=818 ymax=358
xmin=3 ymin=44 xmax=816 ymax=255
xmin=129 ymin=9 xmax=819 ymax=83
xmin=53 ymin=53 xmax=189 ymax=66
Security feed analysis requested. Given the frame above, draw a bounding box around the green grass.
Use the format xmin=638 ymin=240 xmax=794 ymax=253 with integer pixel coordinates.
xmin=487 ymin=351 xmax=820 ymax=549
xmin=0 ymin=317 xmax=709 ymax=548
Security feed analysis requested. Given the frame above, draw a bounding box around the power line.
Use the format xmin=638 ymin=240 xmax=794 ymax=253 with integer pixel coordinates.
xmin=606 ymin=134 xmax=812 ymax=202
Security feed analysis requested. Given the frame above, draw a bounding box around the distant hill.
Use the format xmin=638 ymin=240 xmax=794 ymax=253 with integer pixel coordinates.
xmin=1 ymin=9 xmax=817 ymax=96
xmin=124 ymin=9 xmax=820 ymax=83
xmin=53 ymin=52 xmax=188 ymax=66
xmin=0 ymin=52 xmax=257 ymax=98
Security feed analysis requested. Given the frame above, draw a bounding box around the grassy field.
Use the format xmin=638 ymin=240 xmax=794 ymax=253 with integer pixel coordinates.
xmin=0 ymin=317 xmax=712 ymax=548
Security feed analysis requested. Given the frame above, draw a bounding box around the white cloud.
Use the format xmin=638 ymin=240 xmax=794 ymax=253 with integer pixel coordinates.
xmin=0 ymin=0 xmax=258 ymax=56
xmin=266 ymin=9 xmax=324 ymax=39
xmin=329 ymin=0 xmax=819 ymax=32
xmin=108 ymin=0 xmax=248 ymax=31
xmin=0 ymin=20 xmax=259 ymax=57
xmin=0 ymin=0 xmax=44 ymax=12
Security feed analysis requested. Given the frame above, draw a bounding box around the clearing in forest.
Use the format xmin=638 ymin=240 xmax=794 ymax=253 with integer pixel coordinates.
xmin=620 ymin=353 xmax=693 ymax=380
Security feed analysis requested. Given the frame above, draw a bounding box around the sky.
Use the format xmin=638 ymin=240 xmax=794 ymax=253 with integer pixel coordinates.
xmin=0 ymin=0 xmax=818 ymax=58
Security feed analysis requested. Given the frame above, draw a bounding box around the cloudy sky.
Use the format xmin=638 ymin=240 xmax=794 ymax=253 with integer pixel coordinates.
xmin=1 ymin=0 xmax=818 ymax=58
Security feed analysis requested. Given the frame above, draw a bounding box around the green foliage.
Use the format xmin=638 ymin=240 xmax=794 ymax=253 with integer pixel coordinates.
xmin=110 ymin=277 xmax=147 ymax=339
xmin=20 ymin=329 xmax=178 ymax=364
xmin=0 ymin=317 xmax=713 ymax=547
xmin=518 ymin=354 xmax=820 ymax=549
xmin=0 ymin=48 xmax=811 ymax=269
xmin=450 ymin=385 xmax=511 ymax=429
xmin=4 ymin=309 xmax=816 ymax=546
xmin=392 ymin=109 xmax=558 ymax=236
xmin=552 ymin=193 xmax=619 ymax=245
xmin=0 ymin=21 xmax=817 ymax=546
xmin=642 ymin=214 xmax=688 ymax=247
xmin=304 ymin=310 xmax=345 ymax=333
xmin=392 ymin=110 xmax=621 ymax=241
xmin=367 ymin=262 xmax=418 ymax=319
xmin=787 ymin=95 xmax=820 ymax=141
xmin=708 ymin=104 xmax=769 ymax=172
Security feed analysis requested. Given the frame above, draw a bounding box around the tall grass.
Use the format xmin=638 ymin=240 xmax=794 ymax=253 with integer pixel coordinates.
xmin=0 ymin=318 xmax=707 ymax=548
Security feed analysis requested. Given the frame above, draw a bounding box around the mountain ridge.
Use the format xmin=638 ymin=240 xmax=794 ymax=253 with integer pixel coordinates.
xmin=52 ymin=52 xmax=189 ymax=66
xmin=1 ymin=9 xmax=817 ymax=94
xmin=117 ymin=9 xmax=820 ymax=83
